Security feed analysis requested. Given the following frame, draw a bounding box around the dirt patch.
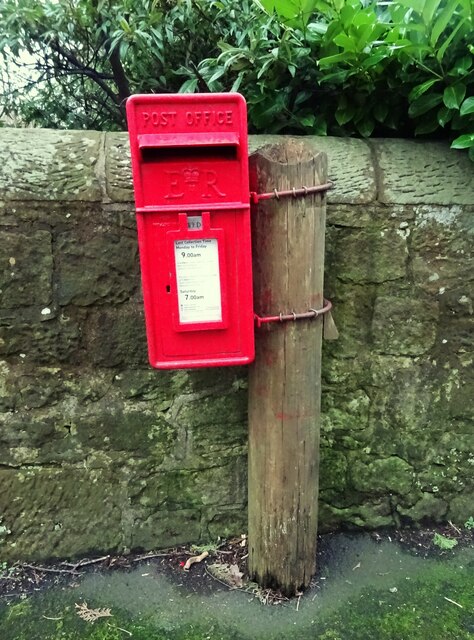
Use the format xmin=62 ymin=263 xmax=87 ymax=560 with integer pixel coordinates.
xmin=1 ymin=525 xmax=472 ymax=603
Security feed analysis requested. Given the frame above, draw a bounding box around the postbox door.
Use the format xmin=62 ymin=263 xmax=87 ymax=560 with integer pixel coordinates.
xmin=127 ymin=93 xmax=254 ymax=369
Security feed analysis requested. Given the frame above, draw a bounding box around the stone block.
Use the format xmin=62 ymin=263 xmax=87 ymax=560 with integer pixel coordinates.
xmin=107 ymin=133 xmax=377 ymax=205
xmin=0 ymin=231 xmax=52 ymax=309
xmin=318 ymin=500 xmax=395 ymax=531
xmin=1 ymin=364 xmax=65 ymax=412
xmin=84 ymin=305 xmax=148 ymax=367
xmin=0 ymin=466 xmax=124 ymax=561
xmin=205 ymin=505 xmax=247 ymax=540
xmin=367 ymin=356 xmax=437 ymax=458
xmin=130 ymin=508 xmax=202 ymax=551
xmin=330 ymin=226 xmax=408 ymax=285
xmin=169 ymin=366 xmax=248 ymax=396
xmin=327 ymin=204 xmax=373 ymax=228
xmin=105 ymin=133 xmax=134 ymax=202
xmin=350 ymin=455 xmax=414 ymax=496
xmin=0 ymin=202 xmax=107 ymax=229
xmin=410 ymin=206 xmax=473 ymax=295
xmin=321 ymin=390 xmax=371 ymax=449
xmin=445 ymin=372 xmax=474 ymax=420
xmin=249 ymin=135 xmax=376 ymax=204
xmin=322 ymin=283 xmax=374 ymax=358
xmin=0 ymin=310 xmax=81 ymax=363
xmin=448 ymin=494 xmax=474 ymax=525
xmin=61 ymin=398 xmax=169 ymax=459
xmin=373 ymin=139 xmax=474 ymax=205
xmin=113 ymin=368 xmax=174 ymax=401
xmin=0 ymin=409 xmax=69 ymax=467
xmin=372 ymin=293 xmax=438 ymax=356
xmin=56 ymin=229 xmax=139 ymax=306
xmin=0 ymin=129 xmax=102 ymax=202
xmin=0 ymin=360 xmax=15 ymax=412
xmin=397 ymin=492 xmax=448 ymax=524
xmin=436 ymin=317 xmax=473 ymax=356
xmin=321 ymin=351 xmax=373 ymax=388
xmin=417 ymin=458 xmax=468 ymax=496
xmin=0 ymin=369 xmax=174 ymax=466
xmin=319 ymin=449 xmax=348 ymax=492
xmin=130 ymin=459 xmax=247 ymax=512
xmin=169 ymin=390 xmax=248 ymax=467
xmin=438 ymin=286 xmax=474 ymax=320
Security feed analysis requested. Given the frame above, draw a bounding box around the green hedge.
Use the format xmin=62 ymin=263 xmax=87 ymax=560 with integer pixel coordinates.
xmin=1 ymin=0 xmax=472 ymax=157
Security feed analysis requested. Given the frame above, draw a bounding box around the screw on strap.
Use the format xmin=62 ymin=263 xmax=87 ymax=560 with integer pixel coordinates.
xmin=254 ymin=299 xmax=332 ymax=328
xmin=250 ymin=181 xmax=333 ymax=204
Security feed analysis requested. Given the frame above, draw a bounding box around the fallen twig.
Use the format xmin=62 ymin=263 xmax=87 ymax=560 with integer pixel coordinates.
xmin=72 ymin=556 xmax=110 ymax=571
xmin=204 ymin=565 xmax=240 ymax=590
xmin=132 ymin=552 xmax=180 ymax=562
xmin=183 ymin=550 xmax=209 ymax=571
xmin=22 ymin=564 xmax=82 ymax=575
xmin=444 ymin=597 xmax=463 ymax=609
xmin=448 ymin=521 xmax=462 ymax=535
xmin=107 ymin=622 xmax=132 ymax=636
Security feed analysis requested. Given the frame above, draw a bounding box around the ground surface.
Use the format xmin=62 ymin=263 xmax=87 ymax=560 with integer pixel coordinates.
xmin=0 ymin=526 xmax=473 ymax=639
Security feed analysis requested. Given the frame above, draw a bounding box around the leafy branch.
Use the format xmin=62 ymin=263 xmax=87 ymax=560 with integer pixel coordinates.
xmin=0 ymin=0 xmax=472 ymax=159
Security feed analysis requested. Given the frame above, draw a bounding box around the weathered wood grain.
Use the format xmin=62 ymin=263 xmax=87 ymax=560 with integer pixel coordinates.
xmin=248 ymin=141 xmax=328 ymax=596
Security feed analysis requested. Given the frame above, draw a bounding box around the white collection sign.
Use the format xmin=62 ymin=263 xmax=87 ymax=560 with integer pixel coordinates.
xmin=174 ymin=238 xmax=222 ymax=324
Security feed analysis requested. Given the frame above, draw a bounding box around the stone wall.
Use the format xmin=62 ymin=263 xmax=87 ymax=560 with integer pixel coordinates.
xmin=0 ymin=130 xmax=472 ymax=561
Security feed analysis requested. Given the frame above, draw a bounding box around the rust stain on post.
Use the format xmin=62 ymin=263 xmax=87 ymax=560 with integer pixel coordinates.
xmin=248 ymin=140 xmax=328 ymax=597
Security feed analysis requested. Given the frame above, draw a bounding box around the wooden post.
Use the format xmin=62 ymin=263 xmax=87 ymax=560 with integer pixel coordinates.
xmin=248 ymin=141 xmax=328 ymax=597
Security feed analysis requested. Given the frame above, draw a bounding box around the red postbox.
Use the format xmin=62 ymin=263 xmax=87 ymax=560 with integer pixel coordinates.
xmin=126 ymin=93 xmax=254 ymax=369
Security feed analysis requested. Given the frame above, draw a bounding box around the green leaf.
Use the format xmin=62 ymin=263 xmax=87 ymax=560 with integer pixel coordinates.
xmin=230 ymin=74 xmax=244 ymax=93
xmin=335 ymin=103 xmax=355 ymax=126
xmin=257 ymin=57 xmax=275 ymax=79
xmin=373 ymin=102 xmax=389 ymax=124
xmin=432 ymin=533 xmax=458 ymax=550
xmin=333 ymin=32 xmax=356 ymax=52
xmin=396 ymin=0 xmax=424 ymax=14
xmin=422 ymin=0 xmax=442 ymax=26
xmin=208 ymin=67 xmax=226 ymax=84
xmin=119 ymin=17 xmax=130 ymax=33
xmin=451 ymin=133 xmax=474 ymax=149
xmin=437 ymin=18 xmax=467 ymax=62
xmin=260 ymin=0 xmax=317 ymax=26
xmin=300 ymin=114 xmax=315 ymax=127
xmin=408 ymin=93 xmax=443 ymax=117
xmin=460 ymin=97 xmax=474 ymax=116
xmin=437 ymin=105 xmax=454 ymax=127
xmin=408 ymin=78 xmax=440 ymax=102
xmin=318 ymin=69 xmax=349 ymax=83
xmin=469 ymin=146 xmax=474 ymax=161
xmin=430 ymin=0 xmax=460 ymax=46
xmin=450 ymin=56 xmax=472 ymax=75
xmin=318 ymin=52 xmax=352 ymax=66
xmin=451 ymin=112 xmax=466 ymax=130
xmin=415 ymin=115 xmax=439 ymax=135
xmin=356 ymin=117 xmax=375 ymax=137
xmin=178 ymin=78 xmax=198 ymax=93
xmin=360 ymin=52 xmax=388 ymax=70
xmin=307 ymin=21 xmax=328 ymax=35
xmin=443 ymin=83 xmax=466 ymax=110
xmin=294 ymin=90 xmax=312 ymax=106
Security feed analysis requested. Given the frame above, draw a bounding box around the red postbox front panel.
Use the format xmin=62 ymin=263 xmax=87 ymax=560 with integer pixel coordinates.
xmin=126 ymin=93 xmax=254 ymax=369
